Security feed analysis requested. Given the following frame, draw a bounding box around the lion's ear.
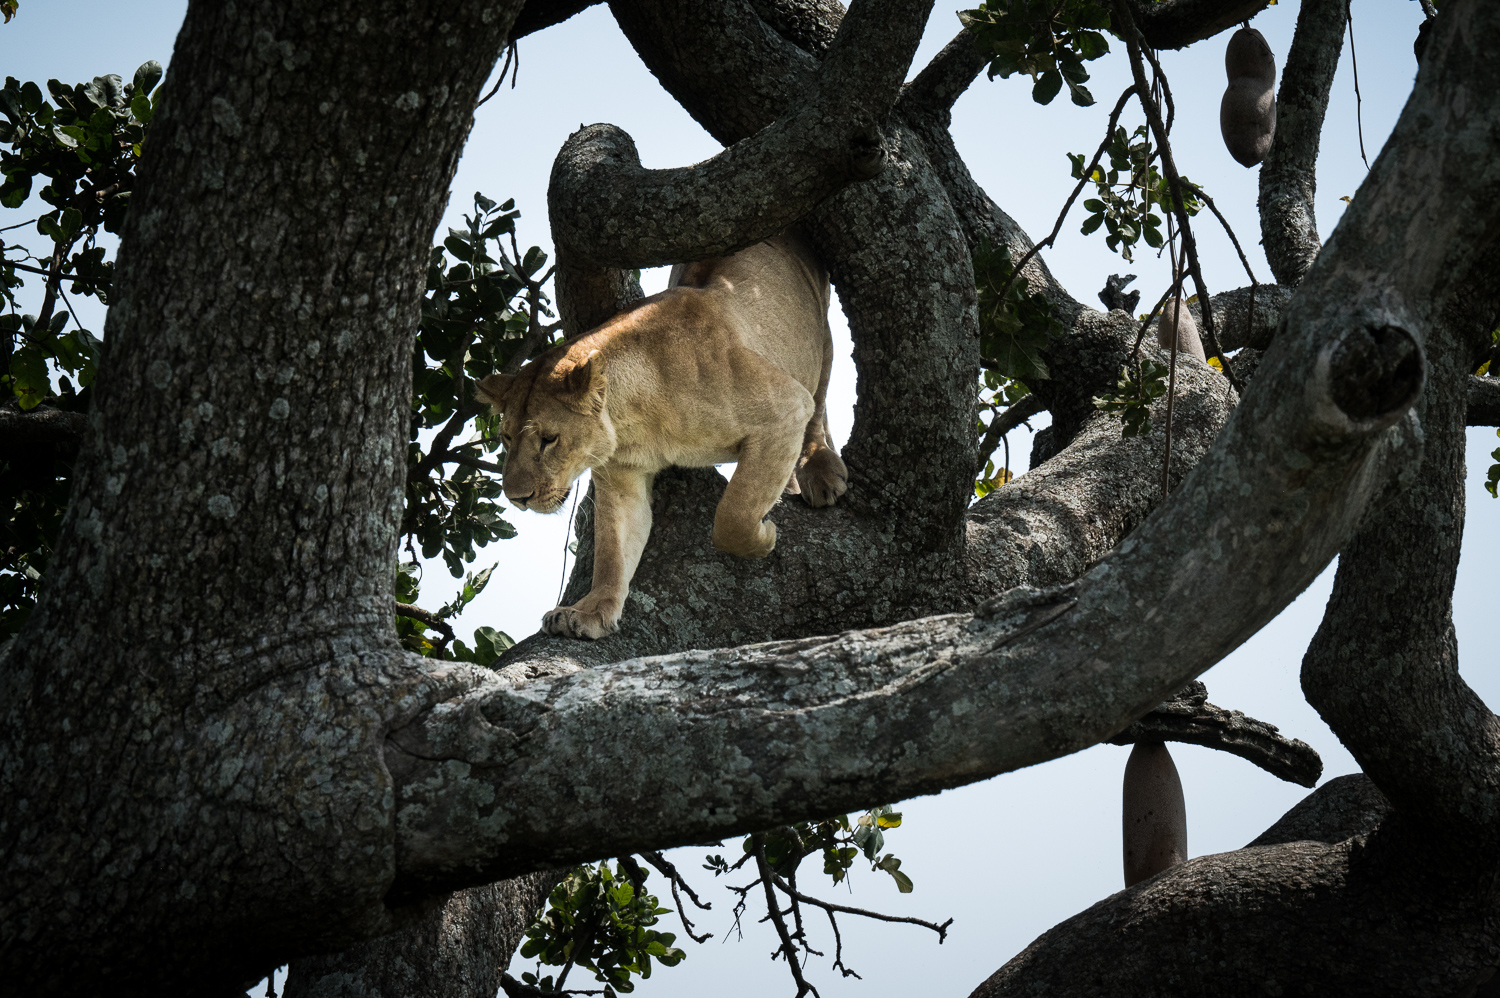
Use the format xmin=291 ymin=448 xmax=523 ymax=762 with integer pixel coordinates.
xmin=561 ymin=350 xmax=607 ymax=414
xmin=475 ymin=373 xmax=514 ymax=414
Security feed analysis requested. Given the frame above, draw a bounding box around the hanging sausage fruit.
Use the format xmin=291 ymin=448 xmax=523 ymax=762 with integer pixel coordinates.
xmin=1220 ymin=26 xmax=1277 ymax=167
xmin=1122 ymin=740 xmax=1189 ymax=887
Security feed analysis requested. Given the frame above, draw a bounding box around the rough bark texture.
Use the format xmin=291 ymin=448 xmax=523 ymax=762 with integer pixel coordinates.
xmin=283 ymin=872 xmax=556 ymax=998
xmin=0 ymin=0 xmax=525 ymax=991
xmin=1470 ymin=374 xmax=1500 ymax=425
xmin=1258 ymin=0 xmax=1344 ymax=287
xmin=4 ymin=0 xmax=1499 ymax=993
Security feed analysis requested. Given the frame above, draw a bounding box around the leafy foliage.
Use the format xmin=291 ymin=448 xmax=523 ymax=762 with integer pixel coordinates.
xmin=404 ymin=191 xmax=557 ymax=577
xmin=1093 ymin=359 xmax=1169 ymax=438
xmin=393 ymin=561 xmax=514 ymax=664
xmin=702 ymin=805 xmax=913 ymax=894
xmin=975 ymin=369 xmax=1030 ymax=498
xmin=519 ymin=862 xmax=685 ymax=995
xmin=960 ymin=0 xmax=1112 ymax=107
xmin=974 ymin=237 xmax=1061 ymax=383
xmin=1069 ymin=125 xmax=1202 ymax=263
xmin=1 ymin=63 xmax=159 ymax=640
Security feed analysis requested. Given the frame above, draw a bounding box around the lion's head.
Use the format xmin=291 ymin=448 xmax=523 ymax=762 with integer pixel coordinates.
xmin=476 ymin=347 xmax=614 ymax=513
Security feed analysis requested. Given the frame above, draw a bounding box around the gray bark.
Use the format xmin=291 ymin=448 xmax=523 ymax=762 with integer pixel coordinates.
xmin=284 ymin=873 xmax=556 ymax=998
xmin=0 ymin=0 xmax=525 ymax=991
xmin=1259 ymin=0 xmax=1346 ymax=287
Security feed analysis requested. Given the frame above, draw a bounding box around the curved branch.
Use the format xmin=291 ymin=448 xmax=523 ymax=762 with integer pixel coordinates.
xmin=1182 ymin=282 xmax=1294 ymax=352
xmin=0 ymin=405 xmax=88 ymax=459
xmin=899 ymin=29 xmax=988 ymax=115
xmin=1302 ymin=313 xmax=1500 ymax=851
xmin=549 ymin=0 xmax=935 ymax=269
xmin=1259 ymin=0 xmax=1346 ymax=287
xmin=511 ymin=0 xmax=602 ymax=40
xmin=969 ymin=780 xmax=1498 ymax=997
xmin=1246 ymin=773 xmax=1391 ymax=847
xmin=375 ymin=0 xmax=1500 ymax=895
xmin=1130 ymin=0 xmax=1273 ymax=50
xmin=1108 ymin=687 xmax=1323 ymax=788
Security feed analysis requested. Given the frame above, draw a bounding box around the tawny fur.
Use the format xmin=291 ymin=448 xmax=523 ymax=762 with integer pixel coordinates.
xmin=476 ymin=231 xmax=848 ymax=639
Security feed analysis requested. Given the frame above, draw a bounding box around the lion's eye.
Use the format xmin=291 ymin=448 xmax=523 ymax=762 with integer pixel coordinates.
xmin=541 ymin=435 xmax=558 ymax=450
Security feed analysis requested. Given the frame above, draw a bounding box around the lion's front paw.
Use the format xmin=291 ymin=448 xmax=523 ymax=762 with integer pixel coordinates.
xmin=542 ymin=601 xmax=620 ymax=639
xmin=713 ymin=518 xmax=777 ymax=559
xmin=797 ymin=450 xmax=848 ymax=507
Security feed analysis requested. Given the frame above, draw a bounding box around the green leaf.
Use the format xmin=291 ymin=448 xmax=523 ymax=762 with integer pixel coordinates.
xmin=1031 ymin=70 xmax=1063 ymax=105
xmin=132 ymin=60 xmax=164 ymax=97
xmin=8 ymin=345 xmax=51 ymax=409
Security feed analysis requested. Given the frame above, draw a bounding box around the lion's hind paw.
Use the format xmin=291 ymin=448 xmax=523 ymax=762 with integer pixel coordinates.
xmin=797 ymin=450 xmax=848 ymax=507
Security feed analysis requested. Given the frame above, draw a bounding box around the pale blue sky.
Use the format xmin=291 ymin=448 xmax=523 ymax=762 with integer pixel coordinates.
xmin=5 ymin=3 xmax=1494 ymax=996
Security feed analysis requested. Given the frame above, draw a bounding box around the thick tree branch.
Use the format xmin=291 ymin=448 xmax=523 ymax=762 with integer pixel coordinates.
xmin=1302 ymin=303 xmax=1500 ymax=854
xmin=1469 ymin=374 xmax=1500 ymax=425
xmin=377 ymin=0 xmax=1500 ymax=895
xmin=968 ymin=779 xmax=1500 ymax=996
xmin=900 ymin=29 xmax=988 ymax=115
xmin=511 ymin=0 xmax=601 ymax=39
xmin=548 ymin=0 xmax=935 ymax=269
xmin=1108 ymin=681 xmax=1323 ymax=788
xmin=1259 ymin=0 xmax=1345 ymax=287
xmin=1182 ymin=282 xmax=1294 ymax=352
xmin=284 ymin=872 xmax=557 ymax=998
xmin=0 ymin=405 xmax=89 ymax=458
xmin=1130 ymin=0 xmax=1273 ymax=50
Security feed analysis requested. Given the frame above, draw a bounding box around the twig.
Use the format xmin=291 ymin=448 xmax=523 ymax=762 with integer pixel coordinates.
xmin=753 ymin=835 xmax=819 ymax=998
xmin=992 ymin=85 xmax=1138 ymax=305
xmin=618 ymin=855 xmax=648 ymax=897
xmin=393 ymin=601 xmax=455 ymax=649
xmin=1162 ymin=241 xmax=1185 ymax=500
xmin=976 ymin=393 xmax=1046 ymax=480
xmin=1346 ymin=1 xmax=1370 ymax=170
xmin=641 ymin=850 xmax=714 ymax=943
xmin=476 ymin=41 xmax=519 ymax=108
xmin=1112 ymin=0 xmax=1242 ymax=392
xmin=449 ymin=454 xmax=505 ymax=474
xmin=765 ymin=865 xmax=953 ymax=940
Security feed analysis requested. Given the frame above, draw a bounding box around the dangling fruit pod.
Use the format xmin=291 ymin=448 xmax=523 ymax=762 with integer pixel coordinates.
xmin=1122 ymin=740 xmax=1188 ymax=887
xmin=1220 ymin=27 xmax=1277 ymax=167
xmin=1157 ymin=296 xmax=1206 ymax=362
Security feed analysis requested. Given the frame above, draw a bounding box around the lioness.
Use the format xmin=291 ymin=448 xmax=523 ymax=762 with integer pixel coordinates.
xmin=476 ymin=231 xmax=848 ymax=639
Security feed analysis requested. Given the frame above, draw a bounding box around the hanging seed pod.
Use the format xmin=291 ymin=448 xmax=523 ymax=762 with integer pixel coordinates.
xmin=1122 ymin=740 xmax=1188 ymax=887
xmin=1157 ymin=296 xmax=1206 ymax=362
xmin=1220 ymin=27 xmax=1277 ymax=167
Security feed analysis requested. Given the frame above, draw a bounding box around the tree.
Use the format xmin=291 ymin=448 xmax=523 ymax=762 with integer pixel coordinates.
xmin=3 ymin=0 xmax=1500 ymax=995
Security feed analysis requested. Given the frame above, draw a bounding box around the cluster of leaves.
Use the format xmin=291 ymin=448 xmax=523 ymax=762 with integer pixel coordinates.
xmin=1092 ymin=359 xmax=1169 ymax=437
xmin=975 ymin=369 xmax=1029 ymax=498
xmin=959 ymin=0 xmax=1111 ymax=107
xmin=393 ymin=562 xmax=514 ymax=664
xmin=519 ymin=862 xmax=685 ymax=995
xmin=973 ymin=237 xmax=1062 ymax=384
xmin=704 ymin=805 xmax=913 ymax=893
xmin=404 ymin=191 xmax=557 ymax=577
xmin=1068 ymin=125 xmax=1203 ymax=263
xmin=0 ymin=63 xmax=160 ymax=640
